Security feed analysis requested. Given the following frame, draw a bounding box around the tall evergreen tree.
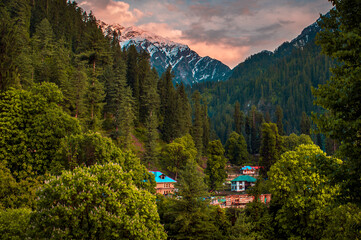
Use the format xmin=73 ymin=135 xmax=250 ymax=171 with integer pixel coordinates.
xmin=202 ymin=103 xmax=210 ymax=153
xmin=175 ymin=83 xmax=192 ymax=137
xmin=205 ymin=140 xmax=227 ymax=191
xmin=225 ymin=132 xmax=249 ymax=166
xmin=275 ymin=105 xmax=285 ymax=135
xmin=313 ymin=2 xmax=361 ymax=205
xmin=126 ymin=45 xmax=139 ymax=123
xmin=166 ymin=161 xmax=219 ymax=239
xmin=300 ymin=112 xmax=311 ymax=135
xmin=192 ymin=90 xmax=204 ymax=159
xmin=259 ymin=123 xmax=283 ymax=178
xmin=234 ymin=101 xmax=243 ymax=134
xmin=159 ymin=66 xmax=177 ymax=142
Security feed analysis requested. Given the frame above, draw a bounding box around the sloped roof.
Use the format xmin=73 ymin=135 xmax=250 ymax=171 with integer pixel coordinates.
xmin=149 ymin=171 xmax=176 ymax=183
xmin=231 ymin=175 xmax=257 ymax=183
xmin=241 ymin=166 xmax=253 ymax=170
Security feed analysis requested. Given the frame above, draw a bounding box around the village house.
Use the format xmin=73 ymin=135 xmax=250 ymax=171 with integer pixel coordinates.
xmin=231 ymin=175 xmax=257 ymax=192
xmin=241 ymin=166 xmax=261 ymax=176
xmin=149 ymin=171 xmax=176 ymax=195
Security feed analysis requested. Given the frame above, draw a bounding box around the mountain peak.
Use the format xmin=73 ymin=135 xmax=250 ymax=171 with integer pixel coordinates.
xmin=98 ymin=21 xmax=230 ymax=85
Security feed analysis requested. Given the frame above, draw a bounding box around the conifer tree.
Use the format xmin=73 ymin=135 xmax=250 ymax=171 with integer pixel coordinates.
xmin=205 ymin=140 xmax=227 ymax=191
xmin=259 ymin=123 xmax=283 ymax=178
xmin=175 ymin=83 xmax=192 ymax=137
xmin=159 ymin=66 xmax=177 ymax=142
xmin=202 ymin=103 xmax=210 ymax=153
xmin=234 ymin=101 xmax=243 ymax=134
xmin=126 ymin=45 xmax=139 ymax=123
xmin=275 ymin=105 xmax=285 ymax=135
xmin=225 ymin=132 xmax=249 ymax=166
xmin=300 ymin=112 xmax=311 ymax=135
xmin=192 ymin=90 xmax=204 ymax=158
xmin=166 ymin=161 xmax=219 ymax=239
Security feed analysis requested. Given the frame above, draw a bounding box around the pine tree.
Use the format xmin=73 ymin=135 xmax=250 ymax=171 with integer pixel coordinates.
xmin=300 ymin=112 xmax=311 ymax=135
xmin=205 ymin=140 xmax=227 ymax=191
xmin=126 ymin=45 xmax=139 ymax=124
xmin=175 ymin=83 xmax=192 ymax=137
xmin=234 ymin=101 xmax=243 ymax=134
xmin=259 ymin=123 xmax=283 ymax=178
xmin=275 ymin=105 xmax=285 ymax=135
xmin=167 ymin=161 xmax=219 ymax=239
xmin=192 ymin=90 xmax=204 ymax=158
xmin=159 ymin=66 xmax=177 ymax=142
xmin=202 ymin=103 xmax=210 ymax=153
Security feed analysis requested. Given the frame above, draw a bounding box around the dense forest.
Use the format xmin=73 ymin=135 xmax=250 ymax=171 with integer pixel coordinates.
xmin=190 ymin=26 xmax=334 ymax=144
xmin=1 ymin=0 xmax=361 ymax=239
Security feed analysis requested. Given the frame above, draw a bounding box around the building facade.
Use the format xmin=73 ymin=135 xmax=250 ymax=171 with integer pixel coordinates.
xmin=149 ymin=171 xmax=177 ymax=195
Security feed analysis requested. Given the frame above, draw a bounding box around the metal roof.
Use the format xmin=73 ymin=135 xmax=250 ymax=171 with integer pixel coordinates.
xmin=149 ymin=171 xmax=177 ymax=183
xmin=231 ymin=175 xmax=257 ymax=183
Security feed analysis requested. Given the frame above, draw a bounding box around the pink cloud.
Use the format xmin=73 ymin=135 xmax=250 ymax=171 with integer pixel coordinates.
xmin=78 ymin=0 xmax=144 ymax=26
xmin=181 ymin=41 xmax=250 ymax=69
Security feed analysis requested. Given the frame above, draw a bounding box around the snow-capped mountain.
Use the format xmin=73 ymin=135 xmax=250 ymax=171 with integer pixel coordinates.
xmin=98 ymin=22 xmax=231 ymax=85
xmin=274 ymin=14 xmax=322 ymax=57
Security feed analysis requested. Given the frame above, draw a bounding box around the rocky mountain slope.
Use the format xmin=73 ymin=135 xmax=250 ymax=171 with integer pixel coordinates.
xmin=98 ymin=21 xmax=231 ymax=85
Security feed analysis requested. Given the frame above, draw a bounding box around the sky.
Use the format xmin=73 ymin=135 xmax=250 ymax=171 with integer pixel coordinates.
xmin=77 ymin=0 xmax=333 ymax=68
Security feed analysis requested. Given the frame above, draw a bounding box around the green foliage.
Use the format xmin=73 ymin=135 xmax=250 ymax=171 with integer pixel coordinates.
xmin=314 ymin=0 xmax=361 ymax=205
xmin=300 ymin=111 xmax=311 ymax=135
xmin=191 ymin=90 xmax=204 ymax=158
xmin=205 ymin=140 xmax=227 ymax=191
xmin=283 ymin=133 xmax=313 ymax=152
xmin=0 ymin=162 xmax=41 ymax=209
xmin=225 ymin=132 xmax=249 ymax=165
xmin=165 ymin=161 xmax=220 ymax=239
xmin=54 ymin=132 xmax=155 ymax=193
xmin=160 ymin=134 xmax=197 ymax=180
xmin=269 ymin=144 xmax=342 ymax=239
xmin=234 ymin=101 xmax=243 ymax=134
xmin=31 ymin=163 xmax=166 ymax=240
xmin=191 ymin=36 xmax=332 ymax=142
xmin=0 ymin=208 xmax=32 ymax=240
xmin=321 ymin=203 xmax=361 ymax=240
xmin=259 ymin=123 xmax=283 ymax=177
xmin=0 ymin=83 xmax=81 ymax=179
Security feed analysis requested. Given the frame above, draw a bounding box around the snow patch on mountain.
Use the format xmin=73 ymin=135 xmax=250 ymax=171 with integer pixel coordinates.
xmin=98 ymin=22 xmax=231 ymax=85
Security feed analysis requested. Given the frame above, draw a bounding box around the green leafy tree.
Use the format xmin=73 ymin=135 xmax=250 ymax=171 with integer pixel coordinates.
xmin=0 ymin=208 xmax=32 ymax=240
xmin=54 ymin=132 xmax=155 ymax=193
xmin=30 ymin=163 xmax=166 ymax=240
xmin=160 ymin=134 xmax=197 ymax=180
xmin=0 ymin=83 xmax=81 ymax=179
xmin=321 ymin=203 xmax=361 ymax=239
xmin=269 ymin=144 xmax=342 ymax=239
xmin=205 ymin=140 xmax=227 ymax=191
xmin=225 ymin=132 xmax=249 ymax=166
xmin=283 ymin=133 xmax=313 ymax=152
xmin=0 ymin=162 xmax=41 ymax=209
xmin=314 ymin=0 xmax=361 ymax=204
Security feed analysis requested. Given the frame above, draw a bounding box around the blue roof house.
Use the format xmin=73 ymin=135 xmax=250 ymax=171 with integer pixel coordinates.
xmin=149 ymin=171 xmax=177 ymax=195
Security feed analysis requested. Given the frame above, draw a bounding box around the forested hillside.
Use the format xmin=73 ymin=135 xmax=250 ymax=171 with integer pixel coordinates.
xmin=191 ymin=20 xmax=334 ymax=143
xmin=1 ymin=0 xmax=361 ymax=239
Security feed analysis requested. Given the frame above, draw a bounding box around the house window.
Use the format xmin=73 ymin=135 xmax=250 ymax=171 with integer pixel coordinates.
xmin=160 ymin=174 xmax=165 ymax=179
xmin=164 ymin=183 xmax=170 ymax=188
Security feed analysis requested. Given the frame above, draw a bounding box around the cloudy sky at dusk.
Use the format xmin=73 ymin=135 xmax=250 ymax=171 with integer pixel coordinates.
xmin=77 ymin=0 xmax=332 ymax=68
